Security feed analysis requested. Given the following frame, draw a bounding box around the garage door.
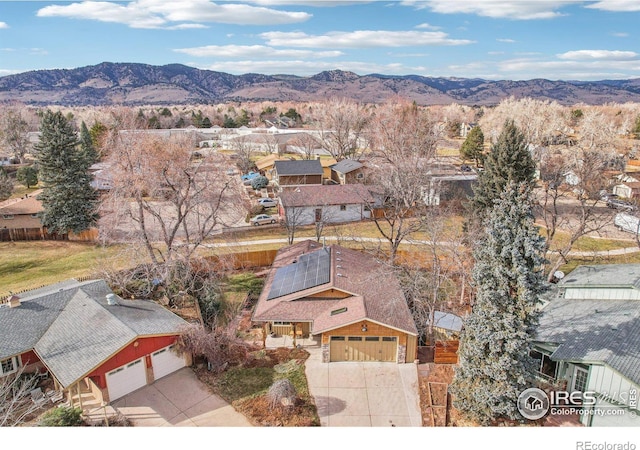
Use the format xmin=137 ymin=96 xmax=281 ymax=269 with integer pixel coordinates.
xmin=329 ymin=336 xmax=397 ymax=362
xmin=106 ymin=358 xmax=147 ymax=402
xmin=151 ymin=344 xmax=186 ymax=380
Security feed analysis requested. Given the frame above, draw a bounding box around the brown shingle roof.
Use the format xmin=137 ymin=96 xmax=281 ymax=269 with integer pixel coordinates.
xmin=279 ymin=184 xmax=374 ymax=208
xmin=0 ymin=194 xmax=43 ymax=215
xmin=252 ymin=240 xmax=417 ymax=335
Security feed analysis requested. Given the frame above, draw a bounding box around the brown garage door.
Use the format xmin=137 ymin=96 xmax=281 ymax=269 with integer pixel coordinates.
xmin=330 ymin=336 xmax=397 ymax=362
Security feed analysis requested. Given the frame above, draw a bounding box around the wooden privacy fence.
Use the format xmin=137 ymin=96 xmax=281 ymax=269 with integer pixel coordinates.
xmin=434 ymin=340 xmax=459 ymax=364
xmin=0 ymin=227 xmax=67 ymax=242
xmin=207 ymin=249 xmax=279 ymax=270
xmin=0 ymin=227 xmax=98 ymax=242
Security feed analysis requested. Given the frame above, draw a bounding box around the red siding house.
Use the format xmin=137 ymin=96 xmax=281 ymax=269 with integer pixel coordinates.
xmin=0 ymin=279 xmax=190 ymax=405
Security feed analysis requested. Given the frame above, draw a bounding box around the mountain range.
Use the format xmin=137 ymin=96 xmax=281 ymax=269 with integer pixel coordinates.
xmin=1 ymin=62 xmax=640 ymax=107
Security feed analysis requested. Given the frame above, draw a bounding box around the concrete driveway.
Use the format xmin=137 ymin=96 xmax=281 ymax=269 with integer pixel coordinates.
xmin=304 ymin=347 xmax=422 ymax=427
xmin=111 ymin=368 xmax=252 ymax=427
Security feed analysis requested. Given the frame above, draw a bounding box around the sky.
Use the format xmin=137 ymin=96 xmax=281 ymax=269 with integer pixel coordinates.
xmin=0 ymin=0 xmax=639 ymax=81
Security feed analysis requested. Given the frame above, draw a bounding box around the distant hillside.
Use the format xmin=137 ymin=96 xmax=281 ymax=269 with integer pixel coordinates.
xmin=1 ymin=62 xmax=640 ymax=106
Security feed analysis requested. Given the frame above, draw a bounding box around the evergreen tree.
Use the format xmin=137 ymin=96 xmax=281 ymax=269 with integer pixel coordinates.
xmin=469 ymin=120 xmax=536 ymax=219
xmin=0 ymin=168 xmax=13 ymax=201
xmin=460 ymin=125 xmax=484 ymax=167
xmin=35 ymin=110 xmax=98 ymax=234
xmin=79 ymin=121 xmax=99 ymax=165
xmin=16 ymin=166 xmax=38 ymax=189
xmin=450 ymin=182 xmax=547 ymax=425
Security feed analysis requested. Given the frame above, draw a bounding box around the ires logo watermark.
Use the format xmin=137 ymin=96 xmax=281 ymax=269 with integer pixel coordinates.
xmin=517 ymin=387 xmax=638 ymax=420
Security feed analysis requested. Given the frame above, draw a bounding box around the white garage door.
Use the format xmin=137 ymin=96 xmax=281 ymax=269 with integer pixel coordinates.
xmin=106 ymin=358 xmax=147 ymax=402
xmin=151 ymin=344 xmax=186 ymax=380
xmin=590 ymin=400 xmax=640 ymax=427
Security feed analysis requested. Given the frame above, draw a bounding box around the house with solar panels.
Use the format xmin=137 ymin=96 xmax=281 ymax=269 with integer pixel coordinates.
xmin=252 ymin=240 xmax=419 ymax=363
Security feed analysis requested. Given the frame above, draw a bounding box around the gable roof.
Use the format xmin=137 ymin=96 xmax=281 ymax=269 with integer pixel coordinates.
xmin=274 ymin=159 xmax=323 ymax=176
xmin=0 ymin=194 xmax=43 ymax=215
xmin=279 ymin=184 xmax=374 ymax=208
xmin=331 ymin=159 xmax=363 ymax=174
xmin=535 ymin=264 xmax=640 ymax=385
xmin=253 ymin=240 xmax=417 ymax=336
xmin=0 ymin=279 xmax=187 ymax=388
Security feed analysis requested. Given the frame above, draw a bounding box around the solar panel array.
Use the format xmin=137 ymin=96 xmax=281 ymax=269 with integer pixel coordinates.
xmin=267 ymin=248 xmax=331 ymax=300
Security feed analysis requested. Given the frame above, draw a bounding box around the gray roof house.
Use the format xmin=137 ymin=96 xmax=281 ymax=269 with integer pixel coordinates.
xmin=0 ymin=279 xmax=190 ymax=404
xmin=533 ymin=264 xmax=640 ymax=426
xmin=273 ymin=159 xmax=324 ymax=188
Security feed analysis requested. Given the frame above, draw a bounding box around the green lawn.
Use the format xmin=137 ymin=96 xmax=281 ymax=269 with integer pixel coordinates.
xmin=0 ymin=242 xmax=127 ymax=297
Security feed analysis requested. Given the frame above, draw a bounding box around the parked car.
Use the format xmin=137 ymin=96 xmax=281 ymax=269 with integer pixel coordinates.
xmin=241 ymin=171 xmax=259 ymax=181
xmin=250 ymin=214 xmax=277 ymax=226
xmin=607 ymin=198 xmax=636 ymax=212
xmin=460 ymin=164 xmax=472 ymax=172
xmin=257 ymin=198 xmax=278 ymax=208
xmin=600 ymin=191 xmax=619 ymax=201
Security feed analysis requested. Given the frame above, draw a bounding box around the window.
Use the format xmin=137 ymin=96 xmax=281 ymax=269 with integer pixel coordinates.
xmin=331 ymin=336 xmax=345 ymax=341
xmin=2 ymin=215 xmax=14 ymax=220
xmin=348 ymin=336 xmax=362 ymax=341
xmin=382 ymin=337 xmax=397 ymax=342
xmin=339 ymin=205 xmax=346 ymax=211
xmin=31 ymin=214 xmax=39 ymax=218
xmin=572 ymin=367 xmax=589 ymax=393
xmin=1 ymin=357 xmax=17 ymax=376
xmin=274 ymin=321 xmax=291 ymax=325
xmin=365 ymin=337 xmax=379 ymax=342
xmin=356 ymin=173 xmax=364 ymax=179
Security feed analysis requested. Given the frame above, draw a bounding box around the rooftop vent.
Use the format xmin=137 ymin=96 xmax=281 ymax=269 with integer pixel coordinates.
xmin=7 ymin=295 xmax=21 ymax=308
xmin=106 ymin=294 xmax=119 ymax=306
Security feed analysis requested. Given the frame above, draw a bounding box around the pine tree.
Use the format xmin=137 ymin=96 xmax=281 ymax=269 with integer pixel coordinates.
xmin=470 ymin=120 xmax=536 ymax=218
xmin=79 ymin=121 xmax=99 ymax=165
xmin=36 ymin=110 xmax=98 ymax=234
xmin=460 ymin=125 xmax=484 ymax=167
xmin=0 ymin=168 xmax=13 ymax=201
xmin=450 ymin=182 xmax=547 ymax=425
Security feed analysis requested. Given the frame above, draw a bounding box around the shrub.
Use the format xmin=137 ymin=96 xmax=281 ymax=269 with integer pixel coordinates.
xmin=251 ymin=175 xmax=269 ymax=190
xmin=39 ymin=406 xmax=84 ymax=427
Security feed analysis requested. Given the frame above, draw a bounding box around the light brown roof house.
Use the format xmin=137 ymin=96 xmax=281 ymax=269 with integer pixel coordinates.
xmin=252 ymin=240 xmax=418 ymax=363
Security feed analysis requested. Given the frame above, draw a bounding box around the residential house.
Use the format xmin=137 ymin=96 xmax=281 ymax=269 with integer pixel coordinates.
xmin=459 ymin=122 xmax=477 ymax=138
xmin=89 ymin=162 xmax=113 ymax=192
xmin=330 ymin=159 xmax=366 ymax=185
xmin=320 ymin=157 xmax=338 ymax=183
xmin=0 ymin=152 xmax=12 ymax=166
xmin=0 ymin=279 xmax=190 ymax=405
xmin=252 ymin=240 xmax=419 ymax=363
xmin=0 ymin=194 xmax=43 ymax=229
xmin=422 ymin=163 xmax=477 ymax=206
xmin=273 ymin=159 xmax=323 ymax=188
xmin=613 ymin=182 xmax=640 ymax=199
xmin=431 ymin=311 xmax=463 ymax=364
xmin=533 ymin=264 xmax=640 ymax=427
xmin=279 ymin=184 xmax=374 ymax=226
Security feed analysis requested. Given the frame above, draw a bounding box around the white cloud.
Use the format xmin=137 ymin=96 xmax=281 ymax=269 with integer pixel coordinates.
xmin=174 ymin=45 xmax=342 ymax=58
xmin=36 ymin=0 xmax=311 ymax=29
xmin=557 ymin=50 xmax=638 ymax=60
xmin=0 ymin=22 xmax=8 ymax=29
xmin=260 ymin=30 xmax=474 ymax=48
xmin=404 ymin=0 xmax=573 ymax=19
xmin=415 ymin=22 xmax=441 ymax=30
xmin=497 ymin=38 xmax=516 ymax=43
xmin=611 ymin=32 xmax=629 ymax=37
xmin=0 ymin=69 xmax=22 ymax=76
xmin=586 ymin=0 xmax=640 ymax=12
xmin=244 ymin=0 xmax=369 ymax=5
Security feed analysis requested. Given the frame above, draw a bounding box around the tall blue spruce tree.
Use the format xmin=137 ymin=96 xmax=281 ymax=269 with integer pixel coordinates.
xmin=450 ymin=181 xmax=547 ymax=425
xmin=36 ymin=110 xmax=99 ymax=235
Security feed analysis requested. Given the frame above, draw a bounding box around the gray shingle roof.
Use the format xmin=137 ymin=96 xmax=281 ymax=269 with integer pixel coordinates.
xmin=330 ymin=159 xmax=363 ymax=174
xmin=279 ymin=184 xmax=373 ymax=208
xmin=274 ymin=159 xmax=323 ymax=176
xmin=561 ymin=263 xmax=640 ymax=289
xmin=535 ymin=267 xmax=640 ymax=385
xmin=0 ymin=279 xmax=187 ymax=388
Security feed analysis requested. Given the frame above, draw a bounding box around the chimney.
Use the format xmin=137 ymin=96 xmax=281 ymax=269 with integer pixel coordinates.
xmin=106 ymin=294 xmax=119 ymax=306
xmin=7 ymin=295 xmax=21 ymax=308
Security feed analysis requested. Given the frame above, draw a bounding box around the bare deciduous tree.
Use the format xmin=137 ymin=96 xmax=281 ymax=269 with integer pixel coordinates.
xmin=0 ymin=108 xmax=31 ymax=163
xmin=1 ymin=365 xmax=41 ymax=427
xmin=100 ymin=129 xmax=245 ymax=284
xmin=310 ymin=98 xmax=372 ymax=161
